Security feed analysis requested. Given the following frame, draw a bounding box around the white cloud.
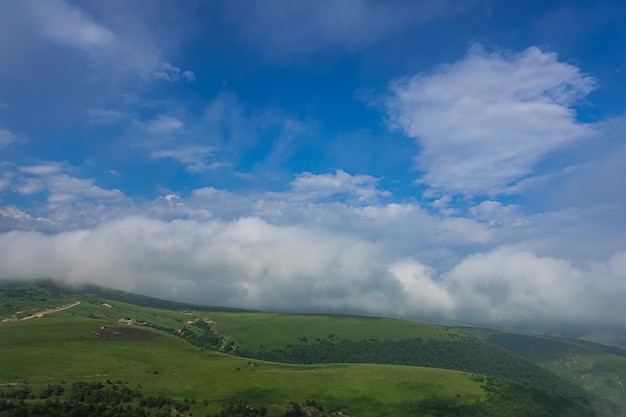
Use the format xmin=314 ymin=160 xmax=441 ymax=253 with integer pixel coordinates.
xmin=46 ymin=174 xmax=124 ymax=204
xmin=2 ymin=160 xmax=625 ymax=324
xmin=152 ymin=62 xmax=195 ymax=82
xmin=151 ymin=145 xmax=219 ymax=173
xmin=0 ymin=214 xmax=623 ymax=324
xmin=21 ymin=0 xmax=192 ymax=82
xmin=389 ymin=258 xmax=454 ymax=316
xmin=49 ymin=174 xmax=123 ymax=202
xmin=289 ymin=170 xmax=386 ymax=202
xmin=469 ymin=200 xmax=524 ymax=227
xmin=437 ymin=217 xmax=493 ymax=244
xmin=0 ymin=206 xmax=50 ymax=231
xmin=9 ymin=165 xmax=128 ymax=230
xmin=16 ymin=178 xmax=44 ymax=195
xmin=430 ymin=195 xmax=458 ymax=216
xmin=15 ymin=164 xmax=121 ymax=203
xmin=19 ymin=163 xmax=63 ymax=175
xmin=386 ymin=46 xmax=596 ymax=196
xmin=144 ymin=115 xmax=184 ymax=134
xmin=0 ymin=128 xmax=17 ymax=147
xmin=445 ymin=248 xmax=597 ymax=322
xmin=0 ymin=206 xmax=37 ymax=221
xmin=26 ymin=0 xmax=115 ymax=52
xmin=0 ymin=216 xmax=390 ymax=313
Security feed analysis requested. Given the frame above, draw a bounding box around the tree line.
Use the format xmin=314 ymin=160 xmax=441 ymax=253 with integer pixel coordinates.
xmin=234 ymin=336 xmax=606 ymax=416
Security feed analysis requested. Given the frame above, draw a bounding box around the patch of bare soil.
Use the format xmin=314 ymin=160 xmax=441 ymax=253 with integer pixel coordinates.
xmin=92 ymin=327 xmax=157 ymax=340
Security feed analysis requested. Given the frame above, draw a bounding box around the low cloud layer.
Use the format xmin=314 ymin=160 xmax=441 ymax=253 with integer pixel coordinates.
xmin=0 ymin=216 xmax=390 ymax=314
xmin=0 ymin=214 xmax=624 ymax=324
xmin=1 ymin=167 xmax=625 ymax=325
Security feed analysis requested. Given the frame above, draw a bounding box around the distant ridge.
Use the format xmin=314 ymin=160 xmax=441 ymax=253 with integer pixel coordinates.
xmin=0 ymin=278 xmax=252 ymax=313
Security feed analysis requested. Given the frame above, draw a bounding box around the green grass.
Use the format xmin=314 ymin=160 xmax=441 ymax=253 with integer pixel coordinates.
xmin=457 ymin=327 xmax=626 ymax=412
xmin=0 ymin=285 xmax=70 ymax=320
xmin=0 ymin=282 xmax=616 ymax=416
xmin=0 ymin=314 xmax=485 ymax=417
xmin=204 ymin=311 xmax=465 ymax=351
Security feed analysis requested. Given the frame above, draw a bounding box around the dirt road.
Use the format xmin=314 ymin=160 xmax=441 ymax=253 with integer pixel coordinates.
xmin=1 ymin=301 xmax=81 ymax=323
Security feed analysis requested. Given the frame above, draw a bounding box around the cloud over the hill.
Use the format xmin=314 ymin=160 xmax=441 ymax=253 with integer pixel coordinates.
xmin=0 ymin=216 xmax=624 ymax=324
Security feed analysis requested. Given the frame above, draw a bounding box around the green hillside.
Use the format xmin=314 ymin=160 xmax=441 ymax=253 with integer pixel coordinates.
xmin=206 ymin=312 xmax=461 ymax=349
xmin=457 ymin=327 xmax=626 ymax=413
xmin=0 ymin=282 xmax=621 ymax=417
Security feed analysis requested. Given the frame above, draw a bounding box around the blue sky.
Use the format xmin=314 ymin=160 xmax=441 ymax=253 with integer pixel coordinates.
xmin=1 ymin=0 xmax=625 ymax=324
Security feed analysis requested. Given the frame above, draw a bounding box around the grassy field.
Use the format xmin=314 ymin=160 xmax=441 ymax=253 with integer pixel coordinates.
xmin=0 ymin=310 xmax=485 ymax=416
xmin=203 ymin=311 xmax=466 ymax=351
xmin=0 ymin=283 xmax=620 ymax=416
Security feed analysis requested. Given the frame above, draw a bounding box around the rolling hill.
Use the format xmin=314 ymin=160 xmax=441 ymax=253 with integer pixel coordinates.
xmin=457 ymin=326 xmax=626 ymax=412
xmin=0 ymin=281 xmax=623 ymax=417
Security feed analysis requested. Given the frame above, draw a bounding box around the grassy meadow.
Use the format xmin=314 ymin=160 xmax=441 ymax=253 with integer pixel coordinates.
xmin=0 ymin=289 xmax=486 ymax=416
xmin=204 ymin=311 xmax=466 ymax=351
xmin=0 ymin=283 xmax=622 ymax=416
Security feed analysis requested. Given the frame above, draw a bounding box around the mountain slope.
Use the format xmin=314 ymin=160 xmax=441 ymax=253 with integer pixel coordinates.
xmin=458 ymin=326 xmax=626 ymax=414
xmin=0 ymin=281 xmax=621 ymax=416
